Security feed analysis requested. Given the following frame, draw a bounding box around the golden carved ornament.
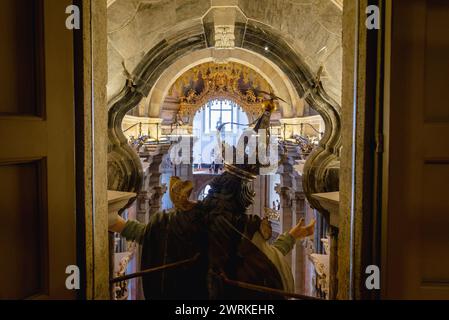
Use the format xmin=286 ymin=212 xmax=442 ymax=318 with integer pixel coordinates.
xmin=171 ymin=62 xmax=275 ymax=121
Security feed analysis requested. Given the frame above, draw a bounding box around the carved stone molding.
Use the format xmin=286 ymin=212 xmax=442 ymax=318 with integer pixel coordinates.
xmin=215 ymin=25 xmax=236 ymax=49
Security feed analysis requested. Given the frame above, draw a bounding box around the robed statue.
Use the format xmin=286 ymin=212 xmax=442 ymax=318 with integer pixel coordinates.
xmin=109 ymin=96 xmax=315 ymax=300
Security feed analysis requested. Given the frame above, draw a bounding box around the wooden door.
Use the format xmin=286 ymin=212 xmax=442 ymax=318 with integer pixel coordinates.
xmin=0 ymin=0 xmax=77 ymax=299
xmin=383 ymin=0 xmax=449 ymax=299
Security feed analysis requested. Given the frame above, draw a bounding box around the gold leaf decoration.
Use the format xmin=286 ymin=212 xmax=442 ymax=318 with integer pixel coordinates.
xmin=170 ymin=62 xmax=275 ymax=121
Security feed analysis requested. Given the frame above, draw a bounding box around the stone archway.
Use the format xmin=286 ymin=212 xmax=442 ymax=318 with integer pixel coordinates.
xmin=145 ymin=48 xmax=302 ymax=119
xmin=107 ymin=22 xmax=341 ymax=217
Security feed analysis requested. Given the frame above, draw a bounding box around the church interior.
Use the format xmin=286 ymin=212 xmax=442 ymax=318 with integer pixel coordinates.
xmin=0 ymin=0 xmax=448 ymax=301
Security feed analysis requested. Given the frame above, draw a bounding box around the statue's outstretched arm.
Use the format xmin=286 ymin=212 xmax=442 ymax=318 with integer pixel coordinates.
xmin=109 ymin=214 xmax=127 ymax=233
xmin=272 ymin=232 xmax=296 ymax=256
xmin=272 ymin=218 xmax=316 ymax=256
xmin=108 ymin=176 xmax=195 ymax=244
xmin=289 ymin=218 xmax=316 ymax=240
xmin=109 ymin=214 xmax=146 ymax=244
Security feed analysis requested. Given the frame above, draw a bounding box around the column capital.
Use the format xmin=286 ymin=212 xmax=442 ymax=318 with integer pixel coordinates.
xmin=275 ymin=184 xmax=295 ymax=202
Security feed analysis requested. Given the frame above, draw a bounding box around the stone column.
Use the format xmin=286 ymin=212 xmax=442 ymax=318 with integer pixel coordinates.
xmin=277 ymin=139 xmax=318 ymax=294
xmin=293 ymin=191 xmax=307 ymax=294
xmin=311 ymin=192 xmax=340 ymax=299
xmin=136 ymin=191 xmax=149 ymax=223
xmin=249 ymin=175 xmax=266 ymax=217
xmin=145 ymin=143 xmax=171 ymax=217
xmin=148 ymin=184 xmax=168 ymax=216
xmin=135 ymin=143 xmax=170 ymax=300
xmin=174 ymin=135 xmax=194 ymax=183
xmin=275 ymin=185 xmax=295 ymax=266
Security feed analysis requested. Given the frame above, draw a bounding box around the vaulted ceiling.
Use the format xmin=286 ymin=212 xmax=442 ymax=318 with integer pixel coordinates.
xmin=107 ymin=0 xmax=342 ymax=118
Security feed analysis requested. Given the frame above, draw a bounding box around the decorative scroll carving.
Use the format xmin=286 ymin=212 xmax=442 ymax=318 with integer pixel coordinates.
xmin=215 ymin=25 xmax=235 ymax=49
xmin=137 ymin=143 xmax=170 ymax=219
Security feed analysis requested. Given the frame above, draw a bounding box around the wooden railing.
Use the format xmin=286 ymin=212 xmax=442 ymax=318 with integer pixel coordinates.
xmin=109 ymin=253 xmax=323 ymax=300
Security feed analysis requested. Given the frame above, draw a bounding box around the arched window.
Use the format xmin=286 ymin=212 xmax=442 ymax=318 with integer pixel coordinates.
xmin=193 ymin=99 xmax=248 ymax=172
xmin=197 ymin=99 xmax=248 ymax=134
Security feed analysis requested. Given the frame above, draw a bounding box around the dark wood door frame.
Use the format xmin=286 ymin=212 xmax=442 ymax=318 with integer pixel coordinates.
xmin=73 ymin=0 xmax=87 ymax=300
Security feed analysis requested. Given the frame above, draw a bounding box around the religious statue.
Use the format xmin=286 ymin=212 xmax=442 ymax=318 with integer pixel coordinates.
xmin=109 ymin=95 xmax=315 ymax=299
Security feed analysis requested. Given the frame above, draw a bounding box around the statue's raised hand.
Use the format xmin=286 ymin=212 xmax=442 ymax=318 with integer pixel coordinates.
xmin=289 ymin=218 xmax=316 ymax=240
